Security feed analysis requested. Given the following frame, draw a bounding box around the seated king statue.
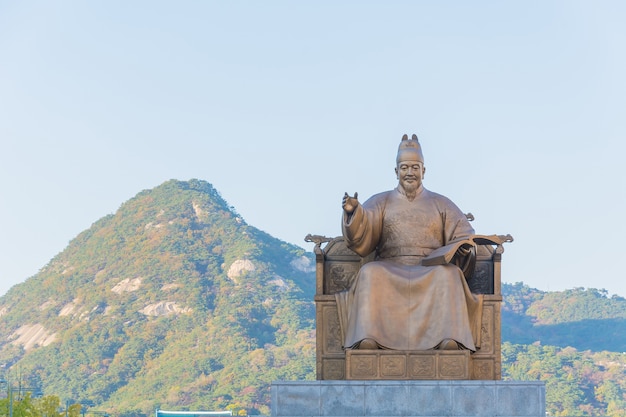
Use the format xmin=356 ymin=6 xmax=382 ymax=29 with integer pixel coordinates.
xmin=335 ymin=134 xmax=483 ymax=352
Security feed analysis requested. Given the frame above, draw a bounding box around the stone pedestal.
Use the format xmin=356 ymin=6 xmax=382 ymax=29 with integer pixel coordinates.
xmin=271 ymin=380 xmax=545 ymax=417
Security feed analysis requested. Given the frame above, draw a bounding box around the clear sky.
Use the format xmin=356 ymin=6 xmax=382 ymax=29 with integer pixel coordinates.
xmin=1 ymin=1 xmax=625 ymax=298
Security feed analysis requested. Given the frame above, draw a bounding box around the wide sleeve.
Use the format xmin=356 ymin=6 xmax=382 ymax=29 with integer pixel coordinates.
xmin=341 ymin=197 xmax=383 ymax=257
xmin=441 ymin=198 xmax=476 ymax=279
xmin=442 ymin=199 xmax=475 ymax=245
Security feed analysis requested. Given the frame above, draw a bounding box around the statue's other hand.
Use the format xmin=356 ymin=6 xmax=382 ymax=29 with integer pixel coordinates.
xmin=342 ymin=192 xmax=359 ymax=215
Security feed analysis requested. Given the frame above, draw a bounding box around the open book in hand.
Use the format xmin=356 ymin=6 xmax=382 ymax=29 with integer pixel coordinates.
xmin=421 ymin=234 xmax=510 ymax=266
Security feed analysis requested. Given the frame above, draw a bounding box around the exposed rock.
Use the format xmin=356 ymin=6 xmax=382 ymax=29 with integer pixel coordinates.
xmin=227 ymin=259 xmax=256 ymax=282
xmin=268 ymin=276 xmax=290 ymax=292
xmin=291 ymin=256 xmax=314 ymax=273
xmin=161 ymin=283 xmax=182 ymax=291
xmin=61 ymin=266 xmax=75 ymax=275
xmin=111 ymin=277 xmax=142 ymax=294
xmin=39 ymin=299 xmax=56 ymax=311
xmin=139 ymin=302 xmax=192 ymax=317
xmin=79 ymin=304 xmax=105 ymax=321
xmin=59 ymin=299 xmax=79 ymax=317
xmin=192 ymin=201 xmax=205 ymax=219
xmin=11 ymin=324 xmax=57 ymax=350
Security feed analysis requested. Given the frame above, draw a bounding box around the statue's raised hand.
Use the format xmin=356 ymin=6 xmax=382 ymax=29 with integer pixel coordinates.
xmin=342 ymin=192 xmax=359 ymax=215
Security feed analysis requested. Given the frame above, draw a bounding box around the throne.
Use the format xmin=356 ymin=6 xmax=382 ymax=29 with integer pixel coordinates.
xmin=306 ymin=227 xmax=513 ymax=381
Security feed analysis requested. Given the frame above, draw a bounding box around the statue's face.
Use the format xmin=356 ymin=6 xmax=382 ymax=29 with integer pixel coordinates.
xmin=395 ymin=159 xmax=425 ymax=193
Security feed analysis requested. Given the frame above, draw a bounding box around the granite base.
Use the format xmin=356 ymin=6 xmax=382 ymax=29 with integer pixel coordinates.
xmin=271 ymin=380 xmax=545 ymax=417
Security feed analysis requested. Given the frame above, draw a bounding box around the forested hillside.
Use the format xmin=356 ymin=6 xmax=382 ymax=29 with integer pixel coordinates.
xmin=503 ymin=283 xmax=626 ymax=352
xmin=0 ymin=180 xmax=315 ymax=416
xmin=502 ymin=283 xmax=626 ymax=416
xmin=1 ymin=180 xmax=626 ymax=416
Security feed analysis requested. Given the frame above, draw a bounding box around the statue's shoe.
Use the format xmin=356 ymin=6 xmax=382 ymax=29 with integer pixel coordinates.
xmin=358 ymin=338 xmax=379 ymax=349
xmin=438 ymin=339 xmax=459 ymax=350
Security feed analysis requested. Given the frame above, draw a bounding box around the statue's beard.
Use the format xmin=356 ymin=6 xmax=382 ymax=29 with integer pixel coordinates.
xmin=400 ymin=181 xmax=419 ymax=201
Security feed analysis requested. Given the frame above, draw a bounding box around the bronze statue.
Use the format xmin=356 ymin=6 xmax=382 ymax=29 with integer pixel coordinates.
xmin=335 ymin=134 xmax=483 ymax=351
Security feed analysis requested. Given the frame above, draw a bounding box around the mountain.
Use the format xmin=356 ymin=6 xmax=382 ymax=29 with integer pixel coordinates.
xmin=502 ymin=282 xmax=626 ymax=351
xmin=2 ymin=179 xmax=626 ymax=416
xmin=0 ymin=179 xmax=316 ymax=416
xmin=501 ymin=282 xmax=626 ymax=416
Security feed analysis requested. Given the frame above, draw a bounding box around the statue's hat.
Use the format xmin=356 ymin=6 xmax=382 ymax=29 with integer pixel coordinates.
xmin=396 ymin=134 xmax=424 ymax=163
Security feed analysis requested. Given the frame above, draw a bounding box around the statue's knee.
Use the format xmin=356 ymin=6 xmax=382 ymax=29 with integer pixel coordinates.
xmin=357 ymin=263 xmax=382 ymax=284
xmin=360 ymin=262 xmax=383 ymax=275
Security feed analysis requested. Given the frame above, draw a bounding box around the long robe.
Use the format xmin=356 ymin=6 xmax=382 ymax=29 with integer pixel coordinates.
xmin=335 ymin=185 xmax=483 ymax=351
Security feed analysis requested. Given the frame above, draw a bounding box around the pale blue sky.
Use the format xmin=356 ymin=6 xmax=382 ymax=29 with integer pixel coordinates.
xmin=1 ymin=1 xmax=625 ymax=297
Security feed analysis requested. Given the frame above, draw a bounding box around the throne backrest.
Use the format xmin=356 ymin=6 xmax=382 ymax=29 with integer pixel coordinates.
xmin=317 ymin=237 xmax=508 ymax=297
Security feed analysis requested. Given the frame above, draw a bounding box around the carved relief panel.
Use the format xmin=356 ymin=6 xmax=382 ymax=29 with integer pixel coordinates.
xmin=322 ymin=358 xmax=345 ymax=380
xmin=479 ymin=303 xmax=494 ymax=354
xmin=322 ymin=305 xmax=343 ymax=354
xmin=468 ymin=259 xmax=494 ymax=294
xmin=325 ymin=261 xmax=360 ymax=294
xmin=346 ymin=351 xmax=470 ymax=380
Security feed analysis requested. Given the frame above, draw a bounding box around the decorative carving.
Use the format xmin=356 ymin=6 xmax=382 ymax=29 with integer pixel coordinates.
xmin=323 ymin=359 xmax=345 ymax=380
xmin=480 ymin=304 xmax=493 ymax=353
xmin=473 ymin=359 xmax=494 ymax=380
xmin=468 ymin=261 xmax=493 ymax=294
xmin=499 ymin=234 xmax=514 ymax=244
xmin=351 ymin=355 xmax=376 ymax=378
xmin=327 ymin=263 xmax=359 ymax=293
xmin=440 ymin=356 xmax=466 ymax=378
xmin=410 ymin=355 xmax=436 ymax=378
xmin=304 ymin=234 xmax=332 ymax=247
xmin=347 ymin=351 xmax=470 ymax=380
xmin=381 ymin=355 xmax=406 ymax=377
xmin=324 ymin=306 xmax=343 ymax=353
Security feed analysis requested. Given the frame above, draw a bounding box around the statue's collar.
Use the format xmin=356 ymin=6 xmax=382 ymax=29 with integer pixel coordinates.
xmin=395 ymin=184 xmax=425 ymax=200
